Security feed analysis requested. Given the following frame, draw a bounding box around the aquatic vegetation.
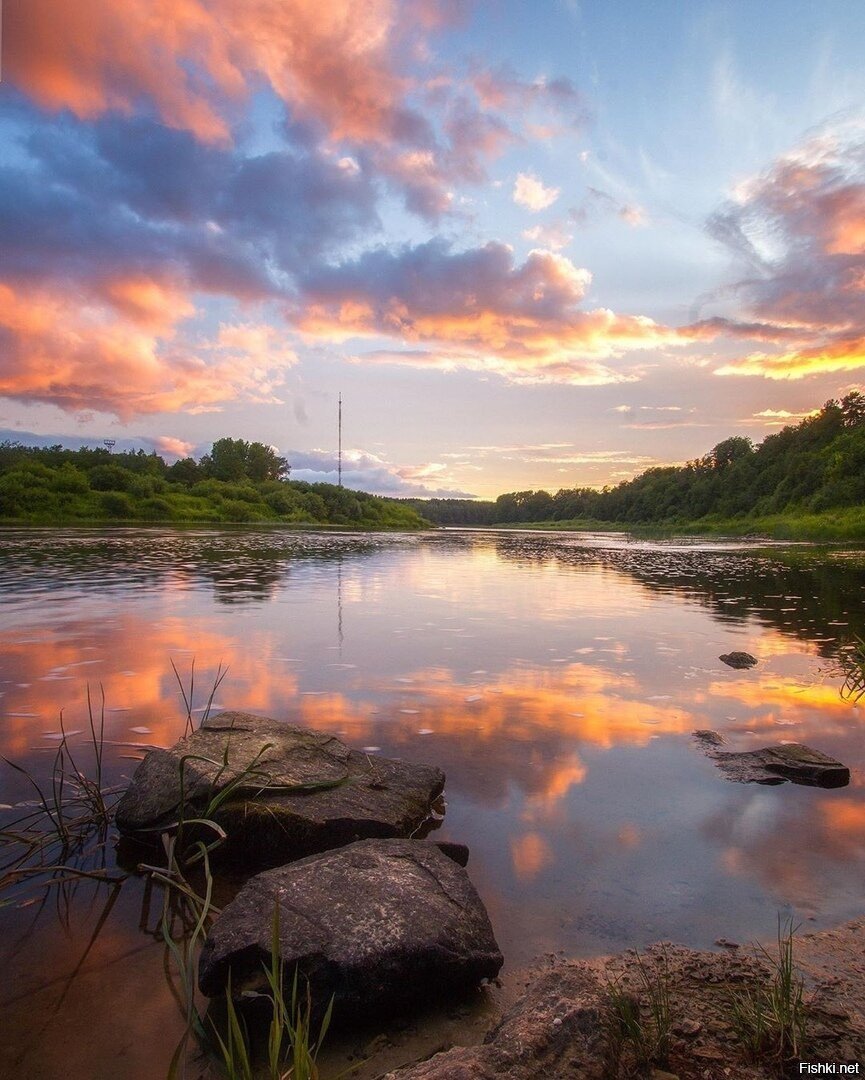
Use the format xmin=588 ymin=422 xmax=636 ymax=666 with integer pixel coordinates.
xmin=838 ymin=637 xmax=865 ymax=704
xmin=172 ymin=657 xmax=230 ymax=737
xmin=153 ymin=838 xmax=343 ymax=1080
xmin=0 ymin=687 xmax=125 ymax=900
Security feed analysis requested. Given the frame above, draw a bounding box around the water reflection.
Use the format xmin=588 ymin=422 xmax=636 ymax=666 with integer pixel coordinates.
xmin=1 ymin=527 xmax=864 ymax=1077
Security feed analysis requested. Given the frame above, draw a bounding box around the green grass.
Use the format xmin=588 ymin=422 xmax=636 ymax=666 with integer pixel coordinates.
xmin=727 ymin=918 xmax=811 ymax=1075
xmin=604 ymin=948 xmax=673 ymax=1076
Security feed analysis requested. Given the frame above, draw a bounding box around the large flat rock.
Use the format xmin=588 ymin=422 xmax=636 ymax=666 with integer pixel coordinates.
xmin=115 ymin=713 xmax=445 ymax=866
xmin=694 ymin=731 xmax=850 ymax=787
xmin=198 ymin=839 xmax=503 ymax=1017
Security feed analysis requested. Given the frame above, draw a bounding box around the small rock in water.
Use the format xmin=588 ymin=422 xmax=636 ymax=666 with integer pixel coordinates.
xmin=719 ymin=651 xmax=758 ymax=669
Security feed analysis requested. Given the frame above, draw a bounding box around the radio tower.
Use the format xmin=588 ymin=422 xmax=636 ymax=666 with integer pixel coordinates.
xmin=338 ymin=392 xmax=342 ymax=487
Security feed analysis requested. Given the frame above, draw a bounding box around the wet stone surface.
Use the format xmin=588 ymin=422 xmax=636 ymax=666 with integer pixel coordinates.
xmin=694 ymin=731 xmax=850 ymax=788
xmin=115 ymin=712 xmax=446 ymax=867
xmin=198 ymin=838 xmax=503 ymax=1017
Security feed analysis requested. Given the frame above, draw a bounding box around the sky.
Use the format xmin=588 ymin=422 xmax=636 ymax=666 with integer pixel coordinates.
xmin=0 ymin=0 xmax=864 ymax=499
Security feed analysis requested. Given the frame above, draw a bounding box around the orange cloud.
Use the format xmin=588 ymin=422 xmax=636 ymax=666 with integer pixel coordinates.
xmin=154 ymin=436 xmax=197 ymax=459
xmin=716 ymin=336 xmax=865 ymax=380
xmin=5 ymin=0 xmax=415 ymax=146
xmin=0 ymin=281 xmax=296 ymax=418
xmin=298 ymin=242 xmax=687 ymax=385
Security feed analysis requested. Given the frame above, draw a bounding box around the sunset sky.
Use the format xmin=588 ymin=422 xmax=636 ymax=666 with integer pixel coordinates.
xmin=1 ymin=0 xmax=864 ymax=498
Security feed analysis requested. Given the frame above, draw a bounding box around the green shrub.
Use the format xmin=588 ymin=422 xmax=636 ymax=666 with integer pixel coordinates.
xmin=49 ymin=463 xmax=90 ymax=495
xmin=89 ymin=464 xmax=136 ymax=492
xmin=99 ymin=491 xmax=134 ymax=517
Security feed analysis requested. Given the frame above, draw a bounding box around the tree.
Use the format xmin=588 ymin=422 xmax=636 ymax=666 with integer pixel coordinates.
xmin=840 ymin=390 xmax=865 ymax=428
xmin=709 ymin=437 xmax=753 ymax=471
xmin=206 ymin=438 xmax=288 ymax=482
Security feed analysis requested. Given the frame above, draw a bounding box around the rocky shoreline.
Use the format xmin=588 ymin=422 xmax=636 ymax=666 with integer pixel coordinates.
xmin=312 ymin=919 xmax=863 ymax=1079
xmin=117 ymin=711 xmax=864 ymax=1077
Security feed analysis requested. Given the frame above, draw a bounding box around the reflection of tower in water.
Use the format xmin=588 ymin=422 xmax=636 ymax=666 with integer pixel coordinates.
xmin=337 ymin=557 xmax=343 ymax=653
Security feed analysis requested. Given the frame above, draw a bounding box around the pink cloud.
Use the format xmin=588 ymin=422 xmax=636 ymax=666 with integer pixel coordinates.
xmin=5 ymin=0 xmax=416 ymax=146
xmin=0 ymin=281 xmax=296 ymax=418
xmin=6 ymin=2 xmax=582 ymax=222
xmin=698 ymin=122 xmax=865 ymax=379
xmin=154 ymin=436 xmax=197 ymax=459
xmin=513 ymin=172 xmax=560 ymax=212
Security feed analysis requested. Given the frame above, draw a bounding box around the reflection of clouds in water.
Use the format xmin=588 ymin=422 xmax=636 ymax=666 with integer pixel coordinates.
xmin=510 ymin=832 xmax=554 ymax=881
xmin=702 ymin=672 xmax=859 ymax=737
xmin=0 ymin=615 xmax=296 ymax=756
xmin=704 ymin=786 xmax=865 ymax=909
xmin=2 ymin=529 xmax=864 ymax=952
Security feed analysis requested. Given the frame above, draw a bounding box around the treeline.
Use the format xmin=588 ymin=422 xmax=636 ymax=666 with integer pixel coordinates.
xmin=0 ymin=437 xmax=426 ymax=528
xmin=409 ymin=392 xmax=865 ymax=526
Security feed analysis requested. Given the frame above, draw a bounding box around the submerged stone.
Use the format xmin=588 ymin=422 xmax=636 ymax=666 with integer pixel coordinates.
xmin=198 ymin=838 xmax=503 ymax=1016
xmin=115 ymin=712 xmax=445 ymax=867
xmin=693 ymin=731 xmax=849 ymax=788
xmin=719 ymin=652 xmax=758 ymax=669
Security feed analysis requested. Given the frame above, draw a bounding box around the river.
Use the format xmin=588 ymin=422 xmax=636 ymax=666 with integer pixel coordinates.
xmin=1 ymin=526 xmax=863 ymax=1077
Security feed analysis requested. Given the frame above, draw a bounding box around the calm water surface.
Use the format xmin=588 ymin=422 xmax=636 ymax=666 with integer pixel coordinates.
xmin=1 ymin=526 xmax=864 ymax=1077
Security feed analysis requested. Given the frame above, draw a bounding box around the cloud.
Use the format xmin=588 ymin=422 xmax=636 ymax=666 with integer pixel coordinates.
xmin=750 ymin=408 xmax=818 ymax=425
xmin=522 ymin=221 xmax=573 ymax=250
xmin=513 ymin=172 xmax=560 ymax=212
xmin=469 ymin=65 xmax=586 ymax=138
xmin=5 ymin=0 xmax=427 ymax=146
xmin=0 ymin=281 xmax=296 ymax=417
xmin=570 ymin=187 xmax=647 ymax=228
xmin=4 ymin=2 xmax=573 ymax=221
xmin=716 ymin=338 xmax=865 ymax=380
xmin=698 ymin=119 xmax=865 ymax=379
xmin=1 ymin=108 xmax=379 ymax=297
xmin=295 ymin=239 xmax=684 ymax=385
xmin=0 ymin=426 xmax=206 ymax=459
xmin=153 ymin=436 xmax=197 ymax=459
xmin=285 ymin=447 xmax=476 ymax=497
xmin=0 ymin=107 xmax=374 ymax=417
xmin=619 ymin=205 xmax=647 ymax=227
xmin=465 ymin=443 xmax=655 ymax=468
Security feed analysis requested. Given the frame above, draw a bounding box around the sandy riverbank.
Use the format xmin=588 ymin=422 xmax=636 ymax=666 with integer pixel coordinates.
xmin=315 ymin=918 xmax=864 ymax=1079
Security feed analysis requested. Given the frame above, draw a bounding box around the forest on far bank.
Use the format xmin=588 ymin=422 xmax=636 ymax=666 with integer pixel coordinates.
xmin=402 ymin=392 xmax=865 ymax=529
xmin=0 ymin=437 xmax=425 ymax=528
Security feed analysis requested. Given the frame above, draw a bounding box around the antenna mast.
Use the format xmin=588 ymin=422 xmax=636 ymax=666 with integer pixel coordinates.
xmin=338 ymin=392 xmax=342 ymax=487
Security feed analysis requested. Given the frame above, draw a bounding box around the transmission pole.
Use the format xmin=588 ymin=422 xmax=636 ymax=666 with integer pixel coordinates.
xmin=338 ymin=392 xmax=342 ymax=487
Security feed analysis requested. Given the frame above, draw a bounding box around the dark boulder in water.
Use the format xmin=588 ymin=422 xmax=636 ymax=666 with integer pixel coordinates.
xmin=198 ymin=838 xmax=503 ymax=1016
xmin=115 ymin=712 xmax=445 ymax=868
xmin=693 ymin=731 xmax=849 ymax=788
